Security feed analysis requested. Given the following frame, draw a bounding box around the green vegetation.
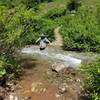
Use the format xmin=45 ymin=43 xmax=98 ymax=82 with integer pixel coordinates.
xmin=44 ymin=7 xmax=66 ymax=19
xmin=0 ymin=0 xmax=56 ymax=80
xmin=1 ymin=0 xmax=99 ymax=53
xmin=80 ymin=58 xmax=100 ymax=100
xmin=58 ymin=13 xmax=100 ymax=52
xmin=38 ymin=0 xmax=100 ymax=52
xmin=0 ymin=0 xmax=100 ymax=99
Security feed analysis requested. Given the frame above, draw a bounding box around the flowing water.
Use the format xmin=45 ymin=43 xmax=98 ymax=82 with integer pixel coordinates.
xmin=20 ymin=45 xmax=96 ymax=67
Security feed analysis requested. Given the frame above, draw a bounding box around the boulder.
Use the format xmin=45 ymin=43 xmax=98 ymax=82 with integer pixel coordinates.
xmin=52 ymin=63 xmax=68 ymax=72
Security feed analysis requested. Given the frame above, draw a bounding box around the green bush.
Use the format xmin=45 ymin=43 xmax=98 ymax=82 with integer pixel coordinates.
xmin=0 ymin=5 xmax=56 ymax=51
xmin=56 ymin=9 xmax=100 ymax=52
xmin=0 ymin=58 xmax=6 ymax=78
xmin=0 ymin=6 xmax=9 ymax=23
xmin=0 ymin=2 xmax=56 ymax=79
xmin=80 ymin=58 xmax=100 ymax=99
xmin=0 ymin=54 xmax=21 ymax=79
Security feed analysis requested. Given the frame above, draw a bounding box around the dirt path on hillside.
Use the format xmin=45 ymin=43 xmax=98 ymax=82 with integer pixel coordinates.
xmin=51 ymin=27 xmax=63 ymax=47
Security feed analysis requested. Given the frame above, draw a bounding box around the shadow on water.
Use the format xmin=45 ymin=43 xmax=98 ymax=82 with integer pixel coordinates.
xmin=20 ymin=58 xmax=38 ymax=69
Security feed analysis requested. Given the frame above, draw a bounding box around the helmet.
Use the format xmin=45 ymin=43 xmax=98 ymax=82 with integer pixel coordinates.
xmin=40 ymin=33 xmax=45 ymax=39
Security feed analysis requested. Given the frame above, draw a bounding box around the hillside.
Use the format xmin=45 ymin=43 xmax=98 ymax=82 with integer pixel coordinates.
xmin=0 ymin=0 xmax=100 ymax=99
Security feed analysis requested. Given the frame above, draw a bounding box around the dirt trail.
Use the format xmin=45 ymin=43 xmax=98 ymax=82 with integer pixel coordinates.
xmin=3 ymin=58 xmax=84 ymax=100
xmin=51 ymin=27 xmax=63 ymax=47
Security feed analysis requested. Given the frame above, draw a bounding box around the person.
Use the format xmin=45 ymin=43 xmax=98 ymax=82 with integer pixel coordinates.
xmin=36 ymin=34 xmax=50 ymax=50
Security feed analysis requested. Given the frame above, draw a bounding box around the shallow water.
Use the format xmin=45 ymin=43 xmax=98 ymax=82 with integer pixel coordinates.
xmin=20 ymin=45 xmax=97 ymax=68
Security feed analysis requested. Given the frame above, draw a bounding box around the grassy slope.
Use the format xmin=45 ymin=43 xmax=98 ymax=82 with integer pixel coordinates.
xmin=0 ymin=1 xmax=100 ymax=99
xmin=37 ymin=0 xmax=68 ymax=16
xmin=42 ymin=0 xmax=100 ymax=52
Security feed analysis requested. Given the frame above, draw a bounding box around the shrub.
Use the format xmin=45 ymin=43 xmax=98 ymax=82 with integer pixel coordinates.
xmin=0 ymin=58 xmax=6 ymax=78
xmin=0 ymin=6 xmax=9 ymax=23
xmin=0 ymin=21 xmax=5 ymax=34
xmin=0 ymin=54 xmax=21 ymax=80
xmin=0 ymin=5 xmax=56 ymax=51
xmin=0 ymin=2 xmax=56 ymax=80
xmin=56 ymin=9 xmax=100 ymax=52
xmin=80 ymin=58 xmax=100 ymax=99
